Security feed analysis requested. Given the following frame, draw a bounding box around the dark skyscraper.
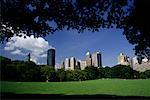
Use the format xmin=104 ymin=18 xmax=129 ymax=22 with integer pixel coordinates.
xmin=47 ymin=48 xmax=55 ymax=67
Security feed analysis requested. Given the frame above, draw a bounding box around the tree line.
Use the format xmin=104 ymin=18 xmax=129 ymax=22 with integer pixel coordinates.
xmin=1 ymin=56 xmax=150 ymax=82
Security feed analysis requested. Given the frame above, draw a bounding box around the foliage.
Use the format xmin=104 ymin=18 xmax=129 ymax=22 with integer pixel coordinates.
xmin=139 ymin=70 xmax=150 ymax=79
xmin=0 ymin=56 xmax=11 ymax=66
xmin=1 ymin=0 xmax=150 ymax=59
xmin=84 ymin=66 xmax=99 ymax=80
xmin=72 ymin=69 xmax=86 ymax=81
xmin=111 ymin=65 xmax=134 ymax=79
xmin=65 ymin=70 xmax=74 ymax=81
xmin=40 ymin=65 xmax=56 ymax=82
xmin=1 ymin=56 xmax=150 ymax=82
xmin=144 ymin=70 xmax=150 ymax=78
xmin=99 ymin=67 xmax=112 ymax=78
xmin=56 ymin=68 xmax=66 ymax=82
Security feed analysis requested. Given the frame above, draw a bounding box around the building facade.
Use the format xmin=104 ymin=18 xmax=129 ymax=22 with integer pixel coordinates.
xmin=69 ymin=57 xmax=76 ymax=70
xmin=86 ymin=52 xmax=92 ymax=67
xmin=75 ymin=60 xmax=81 ymax=70
xmin=80 ymin=60 xmax=87 ymax=70
xmin=132 ymin=56 xmax=150 ymax=72
xmin=117 ymin=53 xmax=130 ymax=66
xmin=60 ymin=60 xmax=65 ymax=69
xmin=92 ymin=52 xmax=102 ymax=67
xmin=47 ymin=48 xmax=55 ymax=67
xmin=64 ymin=58 xmax=70 ymax=71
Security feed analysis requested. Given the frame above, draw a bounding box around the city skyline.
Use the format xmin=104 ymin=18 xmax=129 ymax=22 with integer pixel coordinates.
xmin=0 ymin=28 xmax=134 ymax=67
xmin=61 ymin=51 xmax=102 ymax=71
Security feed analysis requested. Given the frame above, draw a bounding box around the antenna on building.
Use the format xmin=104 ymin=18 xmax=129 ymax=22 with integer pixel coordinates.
xmin=27 ymin=53 xmax=31 ymax=62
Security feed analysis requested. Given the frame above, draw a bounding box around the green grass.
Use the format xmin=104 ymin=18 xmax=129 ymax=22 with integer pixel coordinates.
xmin=1 ymin=79 xmax=150 ymax=96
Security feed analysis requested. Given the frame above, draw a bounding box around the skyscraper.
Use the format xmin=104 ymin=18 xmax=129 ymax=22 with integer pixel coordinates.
xmin=132 ymin=57 xmax=137 ymax=64
xmin=92 ymin=52 xmax=102 ymax=67
xmin=61 ymin=60 xmax=65 ymax=69
xmin=117 ymin=53 xmax=130 ymax=66
xmin=80 ymin=60 xmax=87 ymax=70
xmin=47 ymin=48 xmax=55 ymax=67
xmin=75 ymin=60 xmax=81 ymax=70
xmin=65 ymin=58 xmax=70 ymax=70
xmin=70 ymin=57 xmax=76 ymax=70
xmin=86 ymin=52 xmax=92 ymax=67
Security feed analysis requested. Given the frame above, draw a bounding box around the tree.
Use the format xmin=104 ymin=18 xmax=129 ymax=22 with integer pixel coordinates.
xmin=139 ymin=70 xmax=150 ymax=79
xmin=40 ymin=66 xmax=56 ymax=82
xmin=84 ymin=66 xmax=99 ymax=80
xmin=56 ymin=68 xmax=66 ymax=82
xmin=1 ymin=0 xmax=150 ymax=59
xmin=65 ymin=70 xmax=74 ymax=81
xmin=0 ymin=56 xmax=11 ymax=66
xmin=72 ymin=69 xmax=87 ymax=81
xmin=100 ymin=67 xmax=112 ymax=78
xmin=111 ymin=65 xmax=134 ymax=79
xmin=0 ymin=56 xmax=11 ymax=80
xmin=144 ymin=70 xmax=150 ymax=78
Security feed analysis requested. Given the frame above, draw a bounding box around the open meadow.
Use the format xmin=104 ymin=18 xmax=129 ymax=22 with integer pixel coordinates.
xmin=1 ymin=79 xmax=150 ymax=97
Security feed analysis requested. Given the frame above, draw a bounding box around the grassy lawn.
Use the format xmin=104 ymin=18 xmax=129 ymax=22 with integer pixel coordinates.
xmin=1 ymin=79 xmax=150 ymax=96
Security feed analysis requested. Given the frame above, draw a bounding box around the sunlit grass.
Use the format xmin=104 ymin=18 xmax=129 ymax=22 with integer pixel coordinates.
xmin=1 ymin=79 xmax=150 ymax=96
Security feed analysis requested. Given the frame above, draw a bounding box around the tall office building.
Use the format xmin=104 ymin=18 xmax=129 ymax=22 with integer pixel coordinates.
xmin=117 ymin=53 xmax=130 ymax=66
xmin=47 ymin=48 xmax=55 ymax=67
xmin=86 ymin=52 xmax=92 ymax=67
xmin=75 ymin=60 xmax=81 ymax=70
xmin=92 ymin=52 xmax=102 ymax=67
xmin=132 ymin=56 xmax=139 ymax=65
xmin=69 ymin=57 xmax=76 ymax=70
xmin=61 ymin=60 xmax=65 ymax=69
xmin=80 ymin=60 xmax=87 ymax=70
xmin=65 ymin=58 xmax=70 ymax=70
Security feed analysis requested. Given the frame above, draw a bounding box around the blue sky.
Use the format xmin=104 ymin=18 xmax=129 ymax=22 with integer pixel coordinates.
xmin=0 ymin=28 xmax=135 ymax=67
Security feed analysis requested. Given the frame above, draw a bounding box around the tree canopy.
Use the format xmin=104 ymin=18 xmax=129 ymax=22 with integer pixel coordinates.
xmin=1 ymin=0 xmax=150 ymax=60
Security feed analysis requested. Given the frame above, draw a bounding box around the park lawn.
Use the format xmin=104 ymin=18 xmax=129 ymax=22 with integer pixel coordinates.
xmin=1 ymin=79 xmax=150 ymax=96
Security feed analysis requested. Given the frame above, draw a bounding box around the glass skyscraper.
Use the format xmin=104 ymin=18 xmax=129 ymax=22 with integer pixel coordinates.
xmin=47 ymin=48 xmax=55 ymax=67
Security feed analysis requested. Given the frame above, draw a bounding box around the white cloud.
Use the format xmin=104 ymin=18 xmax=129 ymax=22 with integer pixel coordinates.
xmin=40 ymin=54 xmax=47 ymax=57
xmin=11 ymin=49 xmax=26 ymax=55
xmin=4 ymin=33 xmax=53 ymax=64
xmin=4 ymin=42 xmax=14 ymax=50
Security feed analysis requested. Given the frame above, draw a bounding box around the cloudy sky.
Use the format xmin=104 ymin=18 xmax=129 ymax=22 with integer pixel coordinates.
xmin=0 ymin=28 xmax=135 ymax=67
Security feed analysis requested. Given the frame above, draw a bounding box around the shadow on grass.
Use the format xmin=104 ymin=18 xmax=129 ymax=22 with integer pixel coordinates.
xmin=1 ymin=92 xmax=150 ymax=100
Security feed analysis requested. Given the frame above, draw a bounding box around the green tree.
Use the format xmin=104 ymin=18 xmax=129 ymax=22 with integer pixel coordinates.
xmin=144 ymin=70 xmax=150 ymax=78
xmin=100 ymin=67 xmax=112 ymax=78
xmin=65 ymin=70 xmax=74 ymax=81
xmin=1 ymin=0 xmax=150 ymax=59
xmin=139 ymin=70 xmax=150 ymax=79
xmin=40 ymin=66 xmax=56 ymax=82
xmin=0 ymin=56 xmax=11 ymax=81
xmin=72 ymin=69 xmax=87 ymax=81
xmin=84 ymin=66 xmax=99 ymax=80
xmin=139 ymin=72 xmax=147 ymax=79
xmin=10 ymin=60 xmax=38 ymax=81
xmin=111 ymin=65 xmax=134 ymax=79
xmin=56 ymin=68 xmax=66 ymax=82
